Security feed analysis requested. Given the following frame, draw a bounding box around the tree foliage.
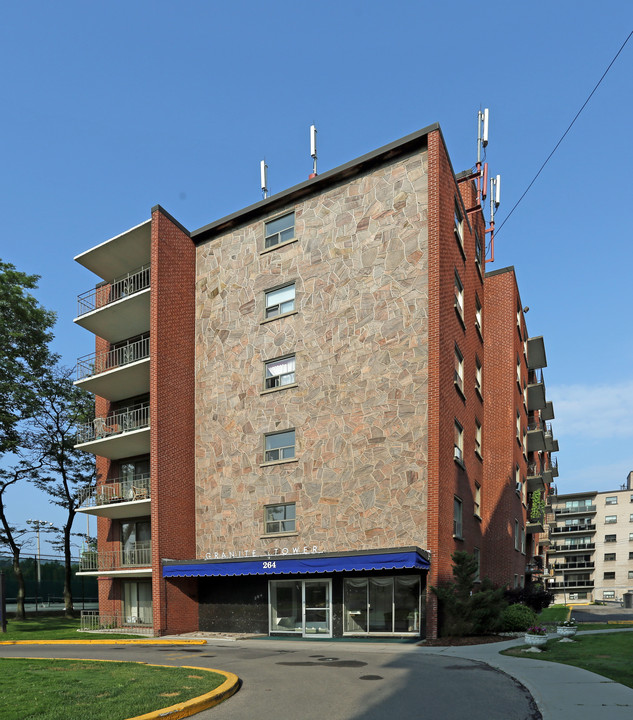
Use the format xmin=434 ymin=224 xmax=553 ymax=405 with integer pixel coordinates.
xmin=0 ymin=260 xmax=56 ymax=454
xmin=431 ymin=551 xmax=507 ymax=637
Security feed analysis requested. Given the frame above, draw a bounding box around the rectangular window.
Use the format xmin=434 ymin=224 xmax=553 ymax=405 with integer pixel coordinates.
xmin=605 ymin=496 xmax=618 ymax=505
xmin=605 ymin=534 xmax=617 ymax=543
xmin=265 ymin=503 xmax=296 ymax=534
xmin=604 ymin=572 xmax=616 ymax=580
xmin=264 ymin=355 xmax=296 ymax=390
xmin=454 ymin=201 xmax=464 ymax=246
xmin=265 ymin=212 xmax=295 ymax=249
xmin=515 ymin=520 xmax=520 ymax=551
xmin=629 ymin=552 xmax=633 ymax=560
xmin=475 ymin=295 xmax=482 ymax=333
xmin=475 ymin=422 xmax=482 ymax=458
xmin=265 ymin=283 xmax=295 ymax=319
xmin=604 ymin=590 xmax=615 ymax=599
xmin=454 ymin=345 xmax=464 ymax=394
xmin=630 ymin=533 xmax=633 ymax=541
xmin=516 ymin=355 xmax=521 ymax=386
xmin=475 ymin=357 xmax=482 ymax=396
xmin=454 ymin=421 xmax=464 ymax=463
xmin=264 ymin=429 xmax=295 ymax=463
xmin=630 ymin=514 xmax=633 ymax=522
xmin=629 ymin=570 xmax=633 ymax=579
xmin=516 ymin=412 xmax=521 ymax=440
xmin=475 ymin=229 xmax=483 ymax=266
xmin=453 ymin=497 xmax=463 ymax=538
xmin=521 ymin=527 xmax=526 ymax=554
xmin=605 ymin=515 xmax=617 ymax=524
xmin=604 ymin=553 xmax=616 ymax=561
xmin=454 ymin=272 xmax=464 ymax=321
xmin=515 ymin=465 xmax=521 ymax=495
xmin=474 ymin=484 xmax=481 ymax=518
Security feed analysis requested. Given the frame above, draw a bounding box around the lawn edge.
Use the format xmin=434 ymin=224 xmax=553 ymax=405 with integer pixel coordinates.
xmin=0 ymin=639 xmax=206 ymax=645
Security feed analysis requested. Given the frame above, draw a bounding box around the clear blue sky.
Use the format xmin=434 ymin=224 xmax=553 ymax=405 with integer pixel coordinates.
xmin=2 ymin=1 xmax=632 ymax=556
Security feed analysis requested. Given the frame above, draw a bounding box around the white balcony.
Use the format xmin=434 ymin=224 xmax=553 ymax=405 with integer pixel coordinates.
xmin=75 ymin=403 xmax=150 ymax=460
xmin=77 ymin=475 xmax=150 ymax=519
xmin=77 ymin=542 xmax=152 ymax=577
xmin=75 ymin=220 xmax=151 ymax=280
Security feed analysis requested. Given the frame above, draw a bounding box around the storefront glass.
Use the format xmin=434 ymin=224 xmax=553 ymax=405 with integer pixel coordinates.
xmin=344 ymin=576 xmax=420 ymax=635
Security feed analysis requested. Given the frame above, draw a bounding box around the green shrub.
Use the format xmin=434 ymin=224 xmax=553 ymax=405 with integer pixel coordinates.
xmin=501 ymin=603 xmax=537 ymax=631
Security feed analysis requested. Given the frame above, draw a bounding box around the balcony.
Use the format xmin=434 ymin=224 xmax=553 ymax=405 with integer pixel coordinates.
xmin=541 ymin=400 xmax=555 ymax=422
xmin=553 ymin=504 xmax=596 ymax=517
xmin=527 ymin=419 xmax=546 ymax=452
xmin=74 ymin=265 xmax=150 ymax=344
xmin=77 ymin=475 xmax=150 ymax=519
xmin=527 ymin=520 xmax=544 ymax=534
xmin=549 ymin=580 xmax=594 ymax=589
xmin=75 ymin=402 xmax=150 ymax=460
xmin=553 ymin=561 xmax=595 ymax=572
xmin=77 ymin=543 xmax=152 ymax=576
xmin=527 ymin=372 xmax=547 ymax=412
xmin=551 ymin=524 xmax=596 ymax=534
xmin=527 ymin=336 xmax=547 ymax=370
xmin=75 ymin=335 xmax=150 ymax=402
xmin=549 ymin=542 xmax=595 ymax=553
xmin=527 ymin=462 xmax=546 ymax=492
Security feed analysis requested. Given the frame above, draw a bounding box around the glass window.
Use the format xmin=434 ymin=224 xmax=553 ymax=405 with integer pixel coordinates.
xmin=264 ymin=429 xmax=295 ymax=463
xmin=265 ymin=283 xmax=295 ymax=318
xmin=454 ymin=345 xmax=464 ymax=393
xmin=265 ymin=212 xmax=295 ymax=249
xmin=605 ymin=496 xmax=618 ymax=505
xmin=605 ymin=534 xmax=617 ymax=543
xmin=123 ymin=581 xmax=153 ymax=625
xmin=265 ymin=355 xmax=296 ymax=390
xmin=475 ymin=423 xmax=482 ymax=458
xmin=605 ymin=515 xmax=617 ymax=524
xmin=265 ymin=503 xmax=296 ymax=534
xmin=604 ymin=590 xmax=615 ymax=599
xmin=474 ymin=484 xmax=481 ymax=517
xmin=604 ymin=553 xmax=616 ymax=561
xmin=343 ymin=576 xmax=421 ymax=635
xmin=454 ymin=421 xmax=463 ymax=463
xmin=475 ymin=357 xmax=482 ymax=396
xmin=475 ymin=295 xmax=482 ymax=333
xmin=515 ymin=520 xmax=520 ymax=550
xmin=454 ymin=201 xmax=464 ymax=245
xmin=453 ymin=497 xmax=463 ymax=538
xmin=629 ymin=570 xmax=633 ymax=579
xmin=454 ymin=272 xmax=464 ymax=320
xmin=604 ymin=572 xmax=616 ymax=580
xmin=269 ymin=581 xmax=302 ymax=633
xmin=475 ymin=228 xmax=483 ymax=266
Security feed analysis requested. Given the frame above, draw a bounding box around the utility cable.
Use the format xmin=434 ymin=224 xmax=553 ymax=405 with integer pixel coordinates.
xmin=495 ymin=29 xmax=633 ymax=238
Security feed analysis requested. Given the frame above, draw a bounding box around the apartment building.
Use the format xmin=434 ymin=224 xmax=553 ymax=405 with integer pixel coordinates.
xmin=548 ymin=472 xmax=633 ymax=604
xmin=73 ymin=122 xmax=557 ymax=638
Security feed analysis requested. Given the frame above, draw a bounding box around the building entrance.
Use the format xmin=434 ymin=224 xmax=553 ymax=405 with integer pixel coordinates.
xmin=269 ymin=579 xmax=332 ymax=637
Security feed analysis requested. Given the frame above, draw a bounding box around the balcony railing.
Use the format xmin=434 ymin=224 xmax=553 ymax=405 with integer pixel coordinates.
xmin=76 ymin=402 xmax=150 ymax=444
xmin=527 ymin=461 xmax=543 ymax=477
xmin=550 ymin=542 xmax=595 ymax=552
xmin=553 ymin=561 xmax=595 ymax=571
xmin=78 ymin=474 xmax=150 ymax=508
xmin=77 ymin=264 xmax=150 ymax=317
xmin=549 ymin=580 xmax=594 ymax=589
xmin=551 ymin=524 xmax=596 ymax=534
xmin=554 ymin=505 xmax=596 ymax=516
xmin=76 ymin=336 xmax=150 ymax=382
xmin=79 ymin=542 xmax=151 ymax=572
xmin=80 ymin=611 xmax=153 ymax=636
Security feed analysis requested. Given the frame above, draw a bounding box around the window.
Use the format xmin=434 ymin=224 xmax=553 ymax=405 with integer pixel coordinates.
xmin=516 ymin=355 xmax=521 ymax=386
xmin=264 ymin=429 xmax=295 ymax=463
xmin=475 ymin=357 xmax=483 ymax=396
xmin=264 ymin=355 xmax=296 ymax=390
xmin=474 ymin=422 xmax=482 ymax=458
xmin=523 ymin=383 xmax=527 ymax=409
xmin=629 ymin=570 xmax=633 ymax=579
xmin=473 ymin=547 xmax=481 ymax=581
xmin=605 ymin=534 xmax=617 ymax=543
xmin=521 ymin=527 xmax=526 ymax=554
xmin=454 ymin=272 xmax=464 ymax=321
xmin=475 ymin=229 xmax=483 ymax=266
xmin=604 ymin=553 xmax=616 ymax=561
xmin=630 ymin=514 xmax=633 ymax=523
xmin=454 ymin=201 xmax=464 ymax=246
xmin=522 ymin=430 xmax=527 ymax=457
xmin=630 ymin=533 xmax=633 ymax=541
xmin=605 ymin=515 xmax=617 ymax=524
xmin=629 ymin=552 xmax=633 ymax=560
xmin=265 ymin=503 xmax=296 ymax=534
xmin=454 ymin=345 xmax=464 ymax=394
xmin=265 ymin=283 xmax=295 ymax=319
xmin=453 ymin=497 xmax=463 ymax=538
xmin=604 ymin=572 xmax=616 ymax=580
xmin=454 ymin=421 xmax=464 ymax=464
xmin=474 ymin=484 xmax=481 ymax=518
xmin=603 ymin=590 xmax=615 ymax=599
xmin=475 ymin=295 xmax=482 ymax=333
xmin=264 ymin=212 xmax=295 ymax=249
xmin=515 ymin=520 xmax=520 ymax=551
xmin=605 ymin=496 xmax=618 ymax=505
xmin=515 ymin=465 xmax=521 ymax=495
xmin=516 ymin=411 xmax=521 ymax=440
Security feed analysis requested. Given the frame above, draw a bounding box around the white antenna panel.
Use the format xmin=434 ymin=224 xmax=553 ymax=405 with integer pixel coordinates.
xmin=260 ymin=160 xmax=268 ymax=196
xmin=482 ymin=108 xmax=489 ymax=146
xmin=310 ymin=125 xmax=317 ymax=159
xmin=494 ymin=174 xmax=501 ymax=207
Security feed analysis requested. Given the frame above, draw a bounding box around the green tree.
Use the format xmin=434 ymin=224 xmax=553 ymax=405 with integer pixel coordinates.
xmin=29 ymin=367 xmax=95 ymax=618
xmin=0 ymin=260 xmax=56 ymax=454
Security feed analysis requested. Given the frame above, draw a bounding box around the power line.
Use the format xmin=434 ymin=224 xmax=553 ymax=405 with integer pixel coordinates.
xmin=495 ymin=29 xmax=633 ymax=238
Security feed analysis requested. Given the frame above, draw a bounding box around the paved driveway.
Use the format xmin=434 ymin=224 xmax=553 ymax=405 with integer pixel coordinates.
xmin=570 ymin=604 xmax=633 ymax=623
xmin=0 ymin=639 xmax=540 ymax=720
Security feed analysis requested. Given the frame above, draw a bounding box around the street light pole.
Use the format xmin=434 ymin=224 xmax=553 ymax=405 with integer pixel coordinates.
xmin=26 ymin=519 xmax=53 ymax=612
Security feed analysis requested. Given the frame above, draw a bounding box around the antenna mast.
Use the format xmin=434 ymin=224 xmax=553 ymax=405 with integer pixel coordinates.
xmin=309 ymin=124 xmax=317 ymax=178
xmin=260 ymin=160 xmax=268 ymax=199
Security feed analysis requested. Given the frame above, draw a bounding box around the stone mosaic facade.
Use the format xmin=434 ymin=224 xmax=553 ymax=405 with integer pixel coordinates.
xmin=195 ymin=148 xmax=430 ymax=557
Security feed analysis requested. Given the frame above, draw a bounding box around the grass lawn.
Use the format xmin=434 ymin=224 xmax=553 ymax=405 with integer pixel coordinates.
xmin=0 ymin=658 xmax=226 ymax=720
xmin=502 ymin=631 xmax=633 ymax=688
xmin=537 ymin=605 xmax=569 ymax=624
xmin=0 ymin=616 xmax=144 ymax=641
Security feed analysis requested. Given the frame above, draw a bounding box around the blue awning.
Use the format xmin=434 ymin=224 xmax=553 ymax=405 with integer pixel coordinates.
xmin=163 ymin=550 xmax=429 ymax=579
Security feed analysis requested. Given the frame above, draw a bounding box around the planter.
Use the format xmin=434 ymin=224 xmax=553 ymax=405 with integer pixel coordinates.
xmin=524 ymin=633 xmax=548 ymax=647
xmin=557 ymin=626 xmax=577 ymax=638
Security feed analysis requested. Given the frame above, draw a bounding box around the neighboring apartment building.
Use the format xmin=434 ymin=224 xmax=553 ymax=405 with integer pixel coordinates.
xmin=548 ymin=472 xmax=633 ymax=604
xmin=73 ymin=122 xmax=557 ymax=639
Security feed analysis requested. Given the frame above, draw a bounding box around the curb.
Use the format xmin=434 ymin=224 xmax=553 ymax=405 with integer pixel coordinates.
xmin=0 ymin=639 xmax=206 ymax=646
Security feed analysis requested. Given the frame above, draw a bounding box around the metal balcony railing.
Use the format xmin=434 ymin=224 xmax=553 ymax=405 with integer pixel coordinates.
xmin=79 ymin=542 xmax=151 ymax=572
xmin=80 ymin=611 xmax=153 ymax=636
xmin=527 ymin=461 xmax=543 ymax=477
xmin=76 ymin=402 xmax=150 ymax=444
xmin=550 ymin=542 xmax=595 ymax=552
xmin=554 ymin=505 xmax=596 ymax=516
xmin=76 ymin=336 xmax=150 ymax=382
xmin=549 ymin=580 xmax=594 ymax=589
xmin=553 ymin=561 xmax=595 ymax=571
xmin=76 ymin=264 xmax=150 ymax=317
xmin=78 ymin=474 xmax=150 ymax=508
xmin=551 ymin=524 xmax=596 ymax=534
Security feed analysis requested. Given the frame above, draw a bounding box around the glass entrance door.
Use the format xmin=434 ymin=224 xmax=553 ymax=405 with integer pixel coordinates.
xmin=303 ymin=580 xmax=331 ymax=636
xmin=269 ymin=579 xmax=332 ymax=637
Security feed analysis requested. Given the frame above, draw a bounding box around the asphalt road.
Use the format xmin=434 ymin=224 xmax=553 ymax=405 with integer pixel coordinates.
xmin=0 ymin=639 xmax=541 ymax=720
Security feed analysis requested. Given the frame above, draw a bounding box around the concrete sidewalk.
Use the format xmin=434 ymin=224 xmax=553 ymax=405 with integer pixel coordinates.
xmin=417 ymin=629 xmax=633 ymax=720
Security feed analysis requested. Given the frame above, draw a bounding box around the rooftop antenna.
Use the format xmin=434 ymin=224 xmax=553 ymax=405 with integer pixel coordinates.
xmin=260 ymin=159 xmax=268 ymax=199
xmin=485 ymin=174 xmax=501 ymax=264
xmin=476 ymin=108 xmax=489 ymax=205
xmin=309 ymin=124 xmax=317 ymax=178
